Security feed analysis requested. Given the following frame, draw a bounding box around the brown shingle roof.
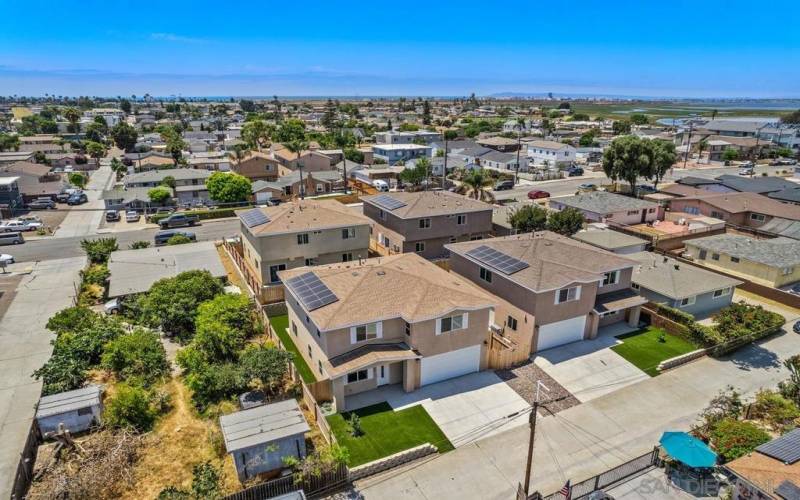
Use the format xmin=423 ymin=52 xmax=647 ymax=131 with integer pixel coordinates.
xmin=0 ymin=161 xmax=52 ymax=177
xmin=326 ymin=343 xmax=419 ymax=377
xmin=279 ymin=253 xmax=495 ymax=331
xmin=362 ymin=190 xmax=493 ymax=218
xmin=680 ymin=192 xmax=800 ymax=220
xmin=726 ymin=451 xmax=800 ymax=497
xmin=237 ymin=199 xmax=371 ymax=236
xmin=446 ymin=231 xmax=637 ymax=292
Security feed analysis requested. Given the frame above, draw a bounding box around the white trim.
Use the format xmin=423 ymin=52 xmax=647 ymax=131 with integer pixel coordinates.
xmin=678 ymin=296 xmax=696 ymax=307
xmin=713 ymin=287 xmax=732 ymax=299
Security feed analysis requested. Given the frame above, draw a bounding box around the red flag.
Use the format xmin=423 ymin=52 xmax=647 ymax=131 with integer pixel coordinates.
xmin=560 ymin=480 xmax=571 ymax=500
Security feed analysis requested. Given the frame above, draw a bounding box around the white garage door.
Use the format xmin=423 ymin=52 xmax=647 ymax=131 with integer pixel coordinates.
xmin=255 ymin=191 xmax=272 ymax=204
xmin=420 ymin=345 xmax=481 ymax=386
xmin=537 ymin=315 xmax=587 ymax=351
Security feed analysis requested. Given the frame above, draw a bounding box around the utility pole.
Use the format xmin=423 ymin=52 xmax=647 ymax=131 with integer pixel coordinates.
xmin=442 ymin=133 xmax=448 ymax=189
xmin=682 ymin=121 xmax=694 ymax=169
xmin=523 ymin=381 xmax=550 ymax=496
xmin=515 ymin=129 xmax=521 ymax=186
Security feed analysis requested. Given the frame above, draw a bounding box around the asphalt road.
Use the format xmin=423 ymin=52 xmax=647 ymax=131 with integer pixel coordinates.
xmin=9 ymin=218 xmax=240 ymax=263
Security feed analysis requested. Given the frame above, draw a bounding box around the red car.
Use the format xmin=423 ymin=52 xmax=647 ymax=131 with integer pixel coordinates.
xmin=527 ymin=189 xmax=551 ymax=200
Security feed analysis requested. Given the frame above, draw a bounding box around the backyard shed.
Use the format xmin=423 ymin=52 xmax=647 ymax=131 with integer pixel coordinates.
xmin=219 ymin=398 xmax=310 ymax=481
xmin=35 ymin=385 xmax=103 ymax=436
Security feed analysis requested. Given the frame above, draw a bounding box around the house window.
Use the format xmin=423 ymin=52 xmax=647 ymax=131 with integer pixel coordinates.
xmin=415 ymin=242 xmax=425 ymax=253
xmin=679 ymin=296 xmax=696 ymax=307
xmin=479 ymin=266 xmax=493 ymax=283
xmin=750 ymin=213 xmax=766 ymax=222
xmin=711 ymin=211 xmax=724 ymax=219
xmin=712 ymin=253 xmax=720 ymax=261
xmin=304 ymin=258 xmax=317 ymax=266
xmin=713 ymin=287 xmax=732 ymax=298
xmin=556 ymin=286 xmax=580 ymax=304
xmin=379 ymin=209 xmax=386 ymax=220
xmin=405 ymin=322 xmax=411 ymax=336
xmin=730 ymin=256 xmax=740 ymax=263
xmin=648 ymin=208 xmax=656 ymax=213
xmin=297 ymin=233 xmax=309 ymax=245
xmin=291 ymin=321 xmax=297 ymax=336
xmin=342 ymin=253 xmax=353 ymax=262
xmin=782 ymin=267 xmax=794 ymax=275
xmin=419 ymin=218 xmax=431 ymax=229
xmin=439 ymin=314 xmax=465 ymax=334
xmin=470 ymin=235 xmax=483 ymax=241
xmin=627 ymin=210 xmax=639 ymax=216
xmin=354 ymin=323 xmax=378 ymax=342
xmin=342 ymin=228 xmax=355 ymax=239
xmin=698 ymin=250 xmax=707 ymax=260
xmin=77 ymin=407 xmax=93 ymax=416
xmin=346 ymin=369 xmax=370 ymax=384
xmin=318 ymin=360 xmax=323 ymax=375
xmin=685 ymin=207 xmax=700 ymax=215
xmin=457 ymin=214 xmax=467 ymax=225
xmin=631 ymin=282 xmax=640 ymax=290
xmin=507 ymin=316 xmax=518 ymax=331
xmin=602 ymin=270 xmax=620 ymax=287
xmin=269 ymin=264 xmax=286 ymax=283
xmin=307 ymin=345 xmax=312 ymax=358
xmin=449 ymin=236 xmax=457 ymax=243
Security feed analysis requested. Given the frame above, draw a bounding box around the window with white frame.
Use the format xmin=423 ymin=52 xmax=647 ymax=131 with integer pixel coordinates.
xmin=555 ymin=286 xmax=580 ymax=304
xmin=419 ymin=218 xmax=431 ymax=229
xmin=352 ymin=322 xmax=380 ymax=343
xmin=342 ymin=253 xmax=353 ymax=262
xmin=346 ymin=369 xmax=370 ymax=384
xmin=479 ymin=266 xmax=493 ymax=283
xmin=602 ymin=270 xmax=620 ymax=287
xmin=713 ymin=287 xmax=732 ymax=298
xmin=415 ymin=242 xmax=425 ymax=253
xmin=679 ymin=296 xmax=696 ymax=307
xmin=342 ymin=227 xmax=355 ymax=239
xmin=457 ymin=214 xmax=467 ymax=225
xmin=304 ymin=257 xmax=317 ymax=266
xmin=631 ymin=282 xmax=640 ymax=290
xmin=438 ymin=313 xmax=467 ymax=334
xmin=782 ymin=267 xmax=795 ymax=275
xmin=685 ymin=207 xmax=700 ymax=215
xmin=750 ymin=213 xmax=766 ymax=222
xmin=297 ymin=233 xmax=309 ymax=245
xmin=507 ymin=315 xmax=518 ymax=331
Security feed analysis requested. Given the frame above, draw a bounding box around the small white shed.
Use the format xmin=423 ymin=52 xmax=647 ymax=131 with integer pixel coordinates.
xmin=36 ymin=385 xmax=104 ymax=436
xmin=220 ymin=399 xmax=310 ymax=481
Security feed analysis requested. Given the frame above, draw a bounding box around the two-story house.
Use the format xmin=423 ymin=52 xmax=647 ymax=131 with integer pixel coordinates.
xmin=279 ymin=253 xmax=496 ymax=411
xmin=231 ymin=152 xmax=288 ymax=182
xmin=236 ymin=199 xmax=371 ymax=291
xmin=446 ymin=232 xmax=646 ymax=355
xmin=371 ymin=144 xmax=432 ymax=165
xmin=123 ymin=168 xmax=212 ymax=206
xmin=362 ymin=191 xmax=494 ymax=259
xmin=527 ymin=140 xmax=576 ymax=167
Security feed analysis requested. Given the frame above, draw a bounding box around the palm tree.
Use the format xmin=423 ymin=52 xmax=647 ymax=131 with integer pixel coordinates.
xmin=285 ymin=138 xmax=309 ymax=199
xmin=63 ymin=107 xmax=81 ymax=134
xmin=697 ymin=139 xmax=708 ymax=163
xmin=456 ymin=168 xmax=495 ymax=202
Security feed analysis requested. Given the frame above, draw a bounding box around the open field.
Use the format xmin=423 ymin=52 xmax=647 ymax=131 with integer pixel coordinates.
xmin=566 ymin=101 xmax=792 ymax=121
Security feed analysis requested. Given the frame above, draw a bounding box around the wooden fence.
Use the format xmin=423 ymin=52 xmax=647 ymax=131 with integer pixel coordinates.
xmin=301 ymin=382 xmax=335 ymax=445
xmin=10 ymin=422 xmax=39 ymax=500
xmin=488 ymin=331 xmax=529 ymax=369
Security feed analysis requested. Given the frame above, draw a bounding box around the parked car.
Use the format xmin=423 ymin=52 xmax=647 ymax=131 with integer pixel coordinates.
xmin=0 ymin=232 xmax=24 ymax=245
xmin=636 ymin=184 xmax=657 ymax=195
xmin=125 ymin=211 xmax=141 ymax=222
xmin=28 ymin=198 xmax=56 ymax=210
xmin=158 ymin=213 xmax=199 ymax=229
xmin=0 ymin=254 xmax=14 ymax=265
xmin=154 ymin=229 xmax=196 ymax=246
xmin=494 ymin=179 xmax=515 ymax=191
xmin=794 ymin=321 xmax=800 ymax=334
xmin=67 ymin=192 xmax=88 ymax=205
xmin=527 ymin=189 xmax=551 ymax=200
xmin=578 ymin=183 xmax=598 ymax=192
xmin=567 ymin=166 xmax=584 ymax=177
xmin=770 ymin=158 xmax=798 ymax=166
xmin=373 ymin=179 xmax=390 ymax=192
xmin=146 ymin=208 xmax=174 ymax=223
xmin=0 ymin=220 xmax=42 ymax=232
xmin=105 ymin=210 xmax=120 ymax=222
xmin=738 ymin=166 xmax=755 ymax=176
xmin=104 ymin=298 xmax=121 ymax=315
xmin=56 ymin=188 xmax=81 ymax=203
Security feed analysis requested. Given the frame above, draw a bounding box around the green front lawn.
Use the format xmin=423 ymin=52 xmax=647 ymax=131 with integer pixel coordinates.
xmin=610 ymin=327 xmax=699 ymax=377
xmin=327 ymin=402 xmax=454 ymax=466
xmin=268 ymin=314 xmax=317 ymax=383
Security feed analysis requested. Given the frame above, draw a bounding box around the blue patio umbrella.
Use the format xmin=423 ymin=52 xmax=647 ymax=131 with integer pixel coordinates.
xmin=659 ymin=431 xmax=718 ymax=468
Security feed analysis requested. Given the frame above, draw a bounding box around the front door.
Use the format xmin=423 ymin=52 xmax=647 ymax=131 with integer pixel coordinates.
xmin=377 ymin=364 xmax=389 ymax=386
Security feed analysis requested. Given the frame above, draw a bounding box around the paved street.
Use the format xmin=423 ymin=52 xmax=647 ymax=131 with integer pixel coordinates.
xmin=356 ymin=326 xmax=800 ymax=500
xmin=54 ymin=166 xmax=115 ymax=238
xmin=0 ymin=257 xmax=85 ymax=499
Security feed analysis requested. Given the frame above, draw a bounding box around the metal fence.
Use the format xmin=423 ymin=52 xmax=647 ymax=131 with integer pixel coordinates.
xmin=538 ymin=447 xmax=659 ymax=500
xmin=224 ymin=463 xmax=349 ymax=500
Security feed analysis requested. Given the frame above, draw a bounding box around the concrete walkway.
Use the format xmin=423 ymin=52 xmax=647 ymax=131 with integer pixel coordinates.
xmin=0 ymin=257 xmax=84 ymax=499
xmin=356 ymin=328 xmax=798 ymax=500
xmin=54 ymin=166 xmax=115 ymax=238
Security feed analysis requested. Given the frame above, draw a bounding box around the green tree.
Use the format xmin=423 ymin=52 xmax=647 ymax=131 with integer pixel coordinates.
xmin=85 ymin=140 xmax=107 ymax=163
xmin=110 ymin=122 xmax=138 ymax=152
xmin=101 ymin=329 xmax=169 ymax=384
xmin=547 ymin=207 xmax=584 ymax=235
xmin=104 ymin=383 xmax=157 ymax=432
xmin=612 ymin=120 xmax=632 ymax=135
xmin=68 ymin=171 xmax=87 ymax=189
xmin=241 ymin=119 xmax=272 ymax=151
xmin=602 ymin=135 xmax=652 ymax=194
xmin=646 ymin=140 xmax=677 ymax=189
xmin=166 ymin=234 xmax=192 ymax=246
xmin=398 ymin=122 xmax=419 ymax=132
xmin=508 ymin=204 xmax=548 ymax=233
xmin=399 ymin=157 xmax=431 ymax=187
xmin=120 ymin=99 xmax=132 ymax=114
xmin=238 ymin=99 xmax=256 ymax=113
xmin=422 ymin=100 xmax=432 ymax=125
xmin=629 ymin=114 xmax=649 ymax=125
xmin=130 ymin=240 xmax=151 ymax=249
xmin=206 ymin=171 xmax=252 ymax=203
xmin=84 ymin=122 xmax=106 ymax=143
xmin=239 ymin=345 xmax=292 ymax=393
xmin=457 ymin=168 xmax=495 ymax=201
xmin=191 ymin=293 xmax=256 ymax=362
xmin=0 ymin=133 xmax=21 ymax=152
xmin=284 ymin=138 xmax=309 ymax=199
xmin=63 ymin=107 xmax=81 ymax=133
xmin=722 ymin=148 xmax=739 ymax=163
xmin=781 ymin=109 xmax=800 ymax=124
xmin=710 ymin=418 xmax=770 ymax=462
xmin=148 ymin=186 xmax=172 ymax=204
xmin=80 ymin=237 xmax=118 ymax=264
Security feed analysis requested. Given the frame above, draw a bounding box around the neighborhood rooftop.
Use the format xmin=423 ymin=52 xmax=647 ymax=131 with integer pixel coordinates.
xmin=688 ymin=234 xmax=800 ymax=269
xmin=236 ymin=199 xmax=370 ymax=235
xmin=554 ymin=191 xmax=658 ymax=214
xmin=362 ymin=190 xmax=493 ymax=218
xmin=629 ymin=252 xmax=743 ymax=300
xmin=572 ymin=229 xmax=649 ymax=251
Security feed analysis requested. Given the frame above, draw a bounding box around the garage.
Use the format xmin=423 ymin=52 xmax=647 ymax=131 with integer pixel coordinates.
xmin=536 ymin=315 xmax=587 ymax=351
xmin=420 ymin=345 xmax=481 ymax=386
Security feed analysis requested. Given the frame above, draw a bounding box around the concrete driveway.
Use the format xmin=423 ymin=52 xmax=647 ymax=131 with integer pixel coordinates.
xmin=345 ymin=371 xmax=530 ymax=447
xmin=534 ymin=323 xmax=648 ymax=403
xmin=54 ymin=166 xmax=115 ymax=238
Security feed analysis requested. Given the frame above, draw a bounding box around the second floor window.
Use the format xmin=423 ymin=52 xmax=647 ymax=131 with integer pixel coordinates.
xmin=354 ymin=322 xmax=379 ymax=342
xmin=269 ymin=263 xmax=286 ymax=284
xmin=556 ymin=286 xmax=580 ymax=304
xmin=507 ymin=315 xmax=518 ymax=331
xmin=602 ymin=270 xmax=620 ymax=287
xmin=419 ymin=218 xmax=431 ymax=229
xmin=457 ymin=214 xmax=467 ymax=225
xmin=342 ymin=228 xmax=355 ymax=239
xmin=415 ymin=242 xmax=425 ymax=253
xmin=439 ymin=314 xmax=466 ymax=334
xmin=297 ymin=233 xmax=309 ymax=245
xmin=479 ymin=266 xmax=493 ymax=283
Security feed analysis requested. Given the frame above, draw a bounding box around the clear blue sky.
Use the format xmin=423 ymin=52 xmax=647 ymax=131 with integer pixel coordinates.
xmin=1 ymin=0 xmax=799 ymax=98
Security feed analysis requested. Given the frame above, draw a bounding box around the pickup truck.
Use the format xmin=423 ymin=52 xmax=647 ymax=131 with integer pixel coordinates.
xmin=0 ymin=220 xmax=43 ymax=232
xmin=158 ymin=213 xmax=199 ymax=229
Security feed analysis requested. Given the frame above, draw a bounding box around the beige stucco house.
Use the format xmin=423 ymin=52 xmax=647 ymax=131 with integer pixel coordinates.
xmin=446 ymin=232 xmax=646 ymax=355
xmin=279 ymin=253 xmax=496 ymax=411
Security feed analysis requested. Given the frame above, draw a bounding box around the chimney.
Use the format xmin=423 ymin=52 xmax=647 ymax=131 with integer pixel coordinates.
xmin=674 ymin=264 xmax=680 ymax=270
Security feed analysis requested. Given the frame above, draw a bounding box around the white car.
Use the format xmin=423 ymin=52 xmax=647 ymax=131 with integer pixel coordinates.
xmin=0 ymin=220 xmax=42 ymax=232
xmin=0 ymin=254 xmax=14 ymax=265
xmin=125 ymin=211 xmax=141 ymax=222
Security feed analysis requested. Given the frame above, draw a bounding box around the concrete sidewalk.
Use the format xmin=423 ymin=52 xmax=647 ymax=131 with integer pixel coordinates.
xmin=0 ymin=257 xmax=84 ymax=499
xmin=54 ymin=166 xmax=115 ymax=238
xmin=356 ymin=328 xmax=797 ymax=500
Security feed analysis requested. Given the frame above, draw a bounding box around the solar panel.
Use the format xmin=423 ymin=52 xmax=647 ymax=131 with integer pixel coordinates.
xmin=285 ymin=272 xmax=339 ymax=311
xmin=775 ymin=480 xmax=800 ymax=500
xmin=465 ymin=245 xmax=529 ymax=275
xmin=371 ymin=194 xmax=407 ymax=211
xmin=240 ymin=208 xmax=270 ymax=228
xmin=756 ymin=429 xmax=800 ymax=464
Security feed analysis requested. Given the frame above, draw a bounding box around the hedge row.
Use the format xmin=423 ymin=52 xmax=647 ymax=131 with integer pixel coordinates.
xmin=149 ymin=206 xmax=251 ymax=224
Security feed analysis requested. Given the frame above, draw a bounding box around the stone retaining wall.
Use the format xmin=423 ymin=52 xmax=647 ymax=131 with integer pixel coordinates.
xmin=263 ymin=301 xmax=287 ymax=317
xmin=350 ymin=444 xmax=438 ymax=481
xmin=657 ymin=348 xmax=709 ymax=372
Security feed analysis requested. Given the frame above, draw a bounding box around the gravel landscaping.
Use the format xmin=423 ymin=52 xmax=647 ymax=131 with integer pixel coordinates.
xmin=496 ymin=361 xmax=580 ymax=415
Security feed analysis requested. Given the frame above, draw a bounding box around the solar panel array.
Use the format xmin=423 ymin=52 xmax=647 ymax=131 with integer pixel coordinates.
xmin=465 ymin=245 xmax=529 ymax=275
xmin=240 ymin=208 xmax=270 ymax=228
xmin=371 ymin=194 xmax=407 ymax=211
xmin=285 ymin=272 xmax=339 ymax=311
xmin=756 ymin=428 xmax=800 ymax=464
xmin=776 ymin=480 xmax=800 ymax=500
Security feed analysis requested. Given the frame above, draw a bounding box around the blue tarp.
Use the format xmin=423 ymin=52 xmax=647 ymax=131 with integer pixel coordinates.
xmin=659 ymin=431 xmax=718 ymax=468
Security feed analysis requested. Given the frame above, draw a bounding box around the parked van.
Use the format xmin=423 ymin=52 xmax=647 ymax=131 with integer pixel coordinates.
xmin=373 ymin=179 xmax=390 ymax=192
xmin=0 ymin=232 xmax=24 ymax=245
